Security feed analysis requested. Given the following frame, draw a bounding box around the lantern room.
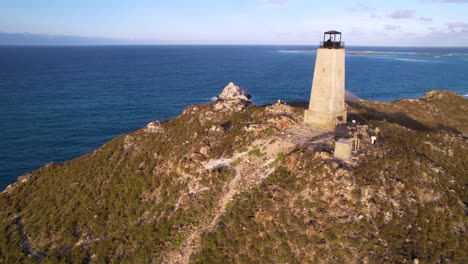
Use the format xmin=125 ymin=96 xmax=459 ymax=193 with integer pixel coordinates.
xmin=320 ymin=30 xmax=344 ymax=49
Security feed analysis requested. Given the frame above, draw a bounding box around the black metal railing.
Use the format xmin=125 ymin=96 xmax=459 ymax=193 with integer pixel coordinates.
xmin=319 ymin=41 xmax=345 ymax=49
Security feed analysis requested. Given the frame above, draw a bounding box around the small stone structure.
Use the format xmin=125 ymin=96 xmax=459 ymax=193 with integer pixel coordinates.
xmin=334 ymin=139 xmax=352 ymax=160
xmin=304 ymin=30 xmax=347 ymax=130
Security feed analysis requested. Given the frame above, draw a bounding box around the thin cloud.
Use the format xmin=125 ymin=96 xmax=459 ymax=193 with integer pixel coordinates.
xmin=261 ymin=0 xmax=289 ymax=5
xmin=388 ymin=10 xmax=415 ymax=19
xmin=350 ymin=28 xmax=366 ymax=35
xmin=419 ymin=17 xmax=433 ymax=21
xmin=447 ymin=21 xmax=468 ymax=32
xmin=350 ymin=2 xmax=376 ymax=11
xmin=384 ymin=25 xmax=401 ymax=31
xmin=404 ymin=32 xmax=418 ymax=37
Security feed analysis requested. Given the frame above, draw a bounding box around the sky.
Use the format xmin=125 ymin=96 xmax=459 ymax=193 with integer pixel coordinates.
xmin=0 ymin=0 xmax=467 ymax=46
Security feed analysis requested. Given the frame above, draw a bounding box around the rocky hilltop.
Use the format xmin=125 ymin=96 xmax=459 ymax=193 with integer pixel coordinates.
xmin=1 ymin=83 xmax=467 ymax=263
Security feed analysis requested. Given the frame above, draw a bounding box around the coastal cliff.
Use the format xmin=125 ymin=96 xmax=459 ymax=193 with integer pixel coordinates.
xmin=1 ymin=83 xmax=467 ymax=263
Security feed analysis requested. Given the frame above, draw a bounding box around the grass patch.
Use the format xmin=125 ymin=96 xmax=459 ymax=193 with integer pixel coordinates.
xmin=269 ymin=152 xmax=286 ymax=168
xmin=265 ymin=128 xmax=274 ymax=137
xmin=238 ymin=147 xmax=249 ymax=153
xmin=229 ymin=158 xmax=242 ymax=167
xmin=248 ymin=148 xmax=266 ymax=158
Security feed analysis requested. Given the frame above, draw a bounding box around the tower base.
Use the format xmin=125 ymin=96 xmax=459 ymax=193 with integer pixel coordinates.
xmin=304 ymin=109 xmax=347 ymax=130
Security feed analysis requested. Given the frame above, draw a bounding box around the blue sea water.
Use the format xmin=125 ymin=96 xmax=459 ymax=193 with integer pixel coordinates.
xmin=1 ymin=45 xmax=467 ymax=190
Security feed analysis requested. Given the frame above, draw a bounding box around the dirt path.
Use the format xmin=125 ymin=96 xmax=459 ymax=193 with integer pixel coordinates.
xmin=15 ymin=217 xmax=45 ymax=261
xmin=161 ymin=123 xmax=331 ymax=263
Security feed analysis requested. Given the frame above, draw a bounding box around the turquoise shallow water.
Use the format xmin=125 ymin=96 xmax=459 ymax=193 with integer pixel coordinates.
xmin=0 ymin=45 xmax=467 ymax=190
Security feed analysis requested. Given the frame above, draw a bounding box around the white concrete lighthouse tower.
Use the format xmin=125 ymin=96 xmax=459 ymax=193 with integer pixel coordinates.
xmin=304 ymin=30 xmax=347 ymax=130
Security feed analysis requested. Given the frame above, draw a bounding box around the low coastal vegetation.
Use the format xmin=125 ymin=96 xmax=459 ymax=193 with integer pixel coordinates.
xmin=0 ymin=89 xmax=466 ymax=263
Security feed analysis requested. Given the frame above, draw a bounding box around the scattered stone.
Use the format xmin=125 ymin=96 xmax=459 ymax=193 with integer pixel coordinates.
xmin=209 ymin=125 xmax=225 ymax=135
xmin=18 ymin=173 xmax=32 ymax=184
xmin=448 ymin=148 xmax=454 ymax=157
xmin=314 ymin=151 xmax=331 ymax=160
xmin=123 ymin=135 xmax=135 ymax=151
xmin=199 ymin=145 xmax=210 ymax=156
xmin=265 ymin=103 xmax=295 ymax=115
xmin=144 ymin=121 xmax=164 ymax=134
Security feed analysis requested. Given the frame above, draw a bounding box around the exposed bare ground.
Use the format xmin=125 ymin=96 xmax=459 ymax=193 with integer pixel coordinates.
xmin=160 ymin=122 xmax=332 ymax=263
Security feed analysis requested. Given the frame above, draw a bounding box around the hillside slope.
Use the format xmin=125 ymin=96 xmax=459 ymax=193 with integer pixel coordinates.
xmin=1 ymin=86 xmax=466 ymax=263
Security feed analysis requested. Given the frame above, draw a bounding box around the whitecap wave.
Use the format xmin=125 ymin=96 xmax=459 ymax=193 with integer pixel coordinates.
xmin=392 ymin=58 xmax=430 ymax=62
xmin=210 ymin=96 xmax=218 ymax=101
xmin=277 ymin=50 xmax=302 ymax=53
xmin=349 ymin=51 xmax=468 ymax=57
xmin=349 ymin=51 xmax=414 ymax=56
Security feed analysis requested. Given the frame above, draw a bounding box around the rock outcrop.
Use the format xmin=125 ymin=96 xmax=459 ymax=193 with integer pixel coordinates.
xmin=214 ymin=82 xmax=252 ymax=112
xmin=144 ymin=121 xmax=164 ymax=134
xmin=217 ymin=82 xmax=251 ymax=102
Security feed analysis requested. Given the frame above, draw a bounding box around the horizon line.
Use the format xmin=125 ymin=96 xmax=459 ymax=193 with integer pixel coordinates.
xmin=1 ymin=44 xmax=468 ymax=48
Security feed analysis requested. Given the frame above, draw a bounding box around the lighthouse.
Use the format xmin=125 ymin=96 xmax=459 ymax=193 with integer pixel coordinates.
xmin=304 ymin=30 xmax=347 ymax=130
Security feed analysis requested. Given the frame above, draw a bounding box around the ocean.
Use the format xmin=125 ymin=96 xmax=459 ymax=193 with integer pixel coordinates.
xmin=1 ymin=45 xmax=467 ymax=190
